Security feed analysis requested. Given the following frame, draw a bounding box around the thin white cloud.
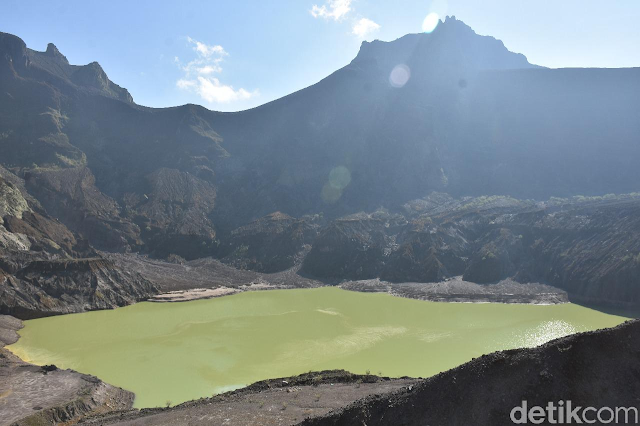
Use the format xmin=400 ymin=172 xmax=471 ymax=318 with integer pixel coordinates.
xmin=196 ymin=65 xmax=221 ymax=75
xmin=311 ymin=0 xmax=352 ymax=21
xmin=176 ymin=79 xmax=196 ymax=90
xmin=178 ymin=38 xmax=225 ymax=77
xmin=352 ymin=18 xmax=380 ymax=39
xmin=186 ymin=37 xmax=227 ymax=58
xmin=176 ymin=37 xmax=258 ymax=105
xmin=196 ymin=76 xmax=258 ymax=103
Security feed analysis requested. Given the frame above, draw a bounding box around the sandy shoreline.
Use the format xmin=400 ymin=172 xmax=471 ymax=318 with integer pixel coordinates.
xmin=146 ymin=277 xmax=569 ymax=305
xmin=146 ymin=282 xmax=297 ymax=302
xmin=147 ymin=286 xmax=239 ymax=302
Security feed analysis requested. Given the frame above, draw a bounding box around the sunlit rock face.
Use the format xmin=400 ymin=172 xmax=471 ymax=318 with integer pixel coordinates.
xmin=0 ymin=178 xmax=30 ymax=220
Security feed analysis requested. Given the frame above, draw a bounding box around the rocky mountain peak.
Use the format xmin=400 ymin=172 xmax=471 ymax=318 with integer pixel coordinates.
xmin=0 ymin=32 xmax=29 ymax=72
xmin=442 ymin=15 xmax=467 ymax=27
xmin=352 ymin=16 xmax=535 ymax=75
xmin=70 ymin=61 xmax=134 ymax=103
xmin=44 ymin=42 xmax=69 ymax=64
xmin=1 ymin=33 xmax=133 ymax=103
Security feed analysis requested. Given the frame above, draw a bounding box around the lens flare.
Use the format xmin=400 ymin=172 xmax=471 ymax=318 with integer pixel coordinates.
xmin=389 ymin=64 xmax=411 ymax=88
xmin=322 ymin=166 xmax=351 ymax=203
xmin=329 ymin=166 xmax=351 ymax=190
xmin=422 ymin=12 xmax=440 ymax=33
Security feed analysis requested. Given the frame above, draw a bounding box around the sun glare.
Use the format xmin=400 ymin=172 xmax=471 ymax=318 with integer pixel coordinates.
xmin=422 ymin=12 xmax=440 ymax=33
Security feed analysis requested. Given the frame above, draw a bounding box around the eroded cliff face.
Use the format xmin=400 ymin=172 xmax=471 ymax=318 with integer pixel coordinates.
xmin=23 ymin=166 xmax=142 ymax=253
xmin=0 ymin=168 xmax=157 ymax=320
xmin=3 ymin=257 xmax=157 ymax=319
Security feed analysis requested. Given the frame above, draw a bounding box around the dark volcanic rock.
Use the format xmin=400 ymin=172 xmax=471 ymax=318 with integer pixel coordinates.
xmin=221 ymin=212 xmax=319 ymax=272
xmin=4 ymin=211 xmax=78 ymax=254
xmin=301 ymin=212 xmax=393 ymax=280
xmin=24 ymin=167 xmax=142 ymax=253
xmin=0 ymin=33 xmax=224 ymax=260
xmin=529 ymin=199 xmax=640 ymax=305
xmin=80 ymin=370 xmax=418 ymax=426
xmin=125 ymin=168 xmax=218 ymax=260
xmin=463 ymin=227 xmax=528 ymax=283
xmin=302 ymin=194 xmax=640 ymax=306
xmin=381 ymin=216 xmax=470 ymax=282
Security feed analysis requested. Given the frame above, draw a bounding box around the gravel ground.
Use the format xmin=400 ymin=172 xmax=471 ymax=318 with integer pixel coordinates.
xmin=80 ymin=371 xmax=418 ymax=426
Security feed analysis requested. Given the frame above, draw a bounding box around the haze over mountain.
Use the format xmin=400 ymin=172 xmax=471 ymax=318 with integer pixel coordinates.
xmin=1 ymin=17 xmax=640 ymax=316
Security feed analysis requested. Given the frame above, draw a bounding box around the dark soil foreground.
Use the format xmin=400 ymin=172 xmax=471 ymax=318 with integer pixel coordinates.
xmin=80 ymin=371 xmax=418 ymax=426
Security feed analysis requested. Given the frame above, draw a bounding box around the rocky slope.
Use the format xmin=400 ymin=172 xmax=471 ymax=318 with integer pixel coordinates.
xmin=80 ymin=371 xmax=418 ymax=426
xmin=301 ymin=319 xmax=640 ymax=426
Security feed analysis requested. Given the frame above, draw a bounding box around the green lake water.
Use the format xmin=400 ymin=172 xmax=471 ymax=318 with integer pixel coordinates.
xmin=7 ymin=287 xmax=630 ymax=408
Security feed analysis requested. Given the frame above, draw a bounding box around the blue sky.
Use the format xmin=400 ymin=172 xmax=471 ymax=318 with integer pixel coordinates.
xmin=3 ymin=0 xmax=639 ymax=111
